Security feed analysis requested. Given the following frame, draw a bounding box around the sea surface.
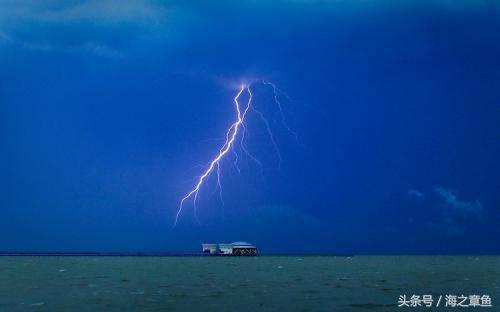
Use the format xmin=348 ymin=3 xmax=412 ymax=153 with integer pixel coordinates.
xmin=0 ymin=256 xmax=498 ymax=311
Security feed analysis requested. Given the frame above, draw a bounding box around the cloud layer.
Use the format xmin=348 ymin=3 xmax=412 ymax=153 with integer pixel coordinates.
xmin=434 ymin=187 xmax=483 ymax=218
xmin=0 ymin=0 xmax=171 ymax=56
xmin=1 ymin=0 xmax=167 ymax=24
xmin=408 ymin=186 xmax=485 ymax=238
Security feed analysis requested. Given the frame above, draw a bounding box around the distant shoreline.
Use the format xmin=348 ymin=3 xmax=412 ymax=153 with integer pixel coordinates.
xmin=0 ymin=252 xmax=208 ymax=257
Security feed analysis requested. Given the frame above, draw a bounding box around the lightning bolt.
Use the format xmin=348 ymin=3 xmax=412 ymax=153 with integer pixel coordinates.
xmin=174 ymin=81 xmax=294 ymax=226
xmin=175 ymin=84 xmax=251 ymax=226
xmin=262 ymin=80 xmax=299 ymax=142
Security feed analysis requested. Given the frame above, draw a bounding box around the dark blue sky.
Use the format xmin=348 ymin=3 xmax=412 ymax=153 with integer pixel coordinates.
xmin=1 ymin=1 xmax=499 ymax=254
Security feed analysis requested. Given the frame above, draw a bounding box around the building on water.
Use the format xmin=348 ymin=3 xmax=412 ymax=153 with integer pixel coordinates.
xmin=202 ymin=242 xmax=258 ymax=256
xmin=202 ymin=244 xmax=217 ymax=254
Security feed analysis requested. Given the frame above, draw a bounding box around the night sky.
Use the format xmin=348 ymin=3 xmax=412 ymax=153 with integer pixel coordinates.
xmin=1 ymin=1 xmax=499 ymax=254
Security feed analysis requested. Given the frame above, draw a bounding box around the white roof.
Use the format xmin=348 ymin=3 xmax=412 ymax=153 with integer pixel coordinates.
xmin=231 ymin=242 xmax=255 ymax=248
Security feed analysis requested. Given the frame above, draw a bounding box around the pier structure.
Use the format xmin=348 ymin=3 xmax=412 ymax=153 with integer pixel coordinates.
xmin=201 ymin=242 xmax=258 ymax=256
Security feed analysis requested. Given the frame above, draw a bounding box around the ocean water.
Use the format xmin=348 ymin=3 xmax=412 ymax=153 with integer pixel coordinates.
xmin=0 ymin=256 xmax=498 ymax=311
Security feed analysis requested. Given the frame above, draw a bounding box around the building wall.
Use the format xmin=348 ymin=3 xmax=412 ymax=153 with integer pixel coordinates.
xmin=202 ymin=244 xmax=217 ymax=254
xmin=219 ymin=244 xmax=233 ymax=255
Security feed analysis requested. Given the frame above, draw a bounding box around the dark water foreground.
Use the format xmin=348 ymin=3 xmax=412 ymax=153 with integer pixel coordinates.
xmin=0 ymin=256 xmax=498 ymax=311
